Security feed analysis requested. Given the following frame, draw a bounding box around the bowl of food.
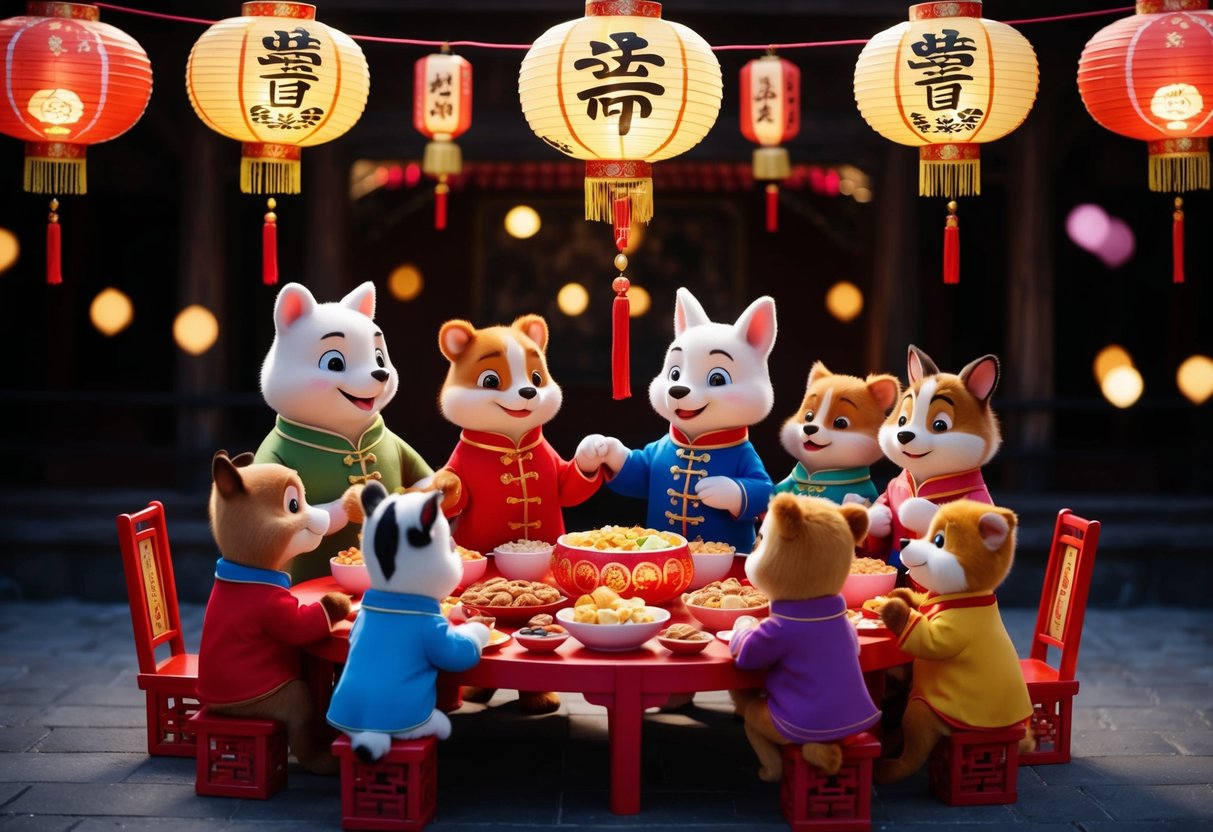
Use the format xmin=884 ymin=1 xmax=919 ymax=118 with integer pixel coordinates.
xmin=841 ymin=557 xmax=898 ymax=608
xmin=459 ymin=577 xmax=568 ymax=625
xmin=682 ymin=578 xmax=769 ymax=632
xmin=492 ymin=539 xmax=555 ymax=582
xmin=686 ymin=539 xmax=737 ymax=591
xmin=555 ymin=587 xmax=670 ymax=651
xmin=552 ymin=526 xmax=693 ymax=606
xmin=515 ymin=612 xmax=569 ymax=653
xmin=457 ymin=545 xmax=488 ymax=588
xmin=657 ymin=622 xmax=713 ymax=655
xmin=330 ymin=547 xmax=371 ymax=594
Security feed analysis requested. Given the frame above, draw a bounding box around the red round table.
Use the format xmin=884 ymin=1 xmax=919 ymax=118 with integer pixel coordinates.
xmin=294 ymin=574 xmax=908 ymax=816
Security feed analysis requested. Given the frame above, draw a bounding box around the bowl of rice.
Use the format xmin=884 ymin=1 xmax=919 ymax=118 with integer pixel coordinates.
xmin=492 ymin=538 xmax=554 ymax=582
xmin=841 ymin=557 xmax=898 ymax=608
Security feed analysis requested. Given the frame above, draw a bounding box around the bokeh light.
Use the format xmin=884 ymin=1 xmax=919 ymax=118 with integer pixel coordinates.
xmin=174 ymin=305 xmax=219 ymax=355
xmin=1177 ymin=355 xmax=1213 ymax=405
xmin=1093 ymin=344 xmax=1133 ymax=384
xmin=825 ymin=281 xmax=864 ymax=322
xmin=1096 ymin=218 xmax=1135 ymax=268
xmin=0 ymin=227 xmax=18 ymax=274
xmin=505 ymin=205 xmax=541 ymax=239
xmin=628 ymin=285 xmax=651 ymax=317
xmin=557 ymin=282 xmax=589 ymax=316
xmin=1066 ymin=204 xmax=1110 ymax=251
xmin=90 ymin=288 xmax=133 ymax=336
xmin=1101 ymin=365 xmax=1143 ymax=409
xmin=388 ymin=263 xmax=424 ymax=301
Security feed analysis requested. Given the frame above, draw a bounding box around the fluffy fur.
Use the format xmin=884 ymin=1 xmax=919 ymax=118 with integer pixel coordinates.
xmin=874 ymin=499 xmax=1035 ymax=783
xmin=199 ymin=451 xmax=350 ymax=775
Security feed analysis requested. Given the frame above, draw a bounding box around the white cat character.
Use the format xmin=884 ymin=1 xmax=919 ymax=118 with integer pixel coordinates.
xmin=326 ymin=483 xmax=489 ymax=762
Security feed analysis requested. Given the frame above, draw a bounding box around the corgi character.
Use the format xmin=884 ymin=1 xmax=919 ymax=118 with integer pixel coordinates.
xmin=256 ymin=282 xmax=454 ymax=581
xmin=865 ymin=345 xmax=1000 ymax=567
xmin=327 ymin=483 xmax=490 ymax=762
xmin=197 ymin=450 xmax=352 ymax=775
xmin=776 ymin=362 xmax=900 ymax=505
xmin=583 ymin=287 xmax=777 ymax=553
xmin=873 ymin=499 xmax=1035 ymax=783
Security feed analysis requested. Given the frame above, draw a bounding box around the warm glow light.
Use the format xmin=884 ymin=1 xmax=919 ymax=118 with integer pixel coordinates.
xmin=1093 ymin=344 xmax=1133 ymax=384
xmin=852 ymin=187 xmax=873 ymax=203
xmin=825 ymin=281 xmax=864 ymax=322
xmin=388 ymin=263 xmax=424 ymax=301
xmin=90 ymin=287 xmax=132 ymax=336
xmin=0 ymin=227 xmax=18 ymax=273
xmin=628 ymin=285 xmax=651 ymax=317
xmin=1177 ymin=355 xmax=1213 ymax=405
xmin=505 ymin=205 xmax=541 ymax=239
xmin=1102 ymin=365 xmax=1143 ymax=408
xmin=557 ymin=282 xmax=589 ymax=317
xmin=174 ymin=305 xmax=219 ymax=356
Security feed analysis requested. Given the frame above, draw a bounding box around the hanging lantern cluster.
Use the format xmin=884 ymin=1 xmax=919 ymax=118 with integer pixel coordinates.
xmin=0 ymin=1 xmax=153 ymax=285
xmin=519 ymin=0 xmax=722 ymax=399
xmin=414 ymin=49 xmax=473 ymax=231
xmin=854 ymin=1 xmax=1038 ymax=283
xmin=186 ymin=1 xmax=369 ymax=285
xmin=740 ymin=54 xmax=800 ymax=233
xmin=1079 ymin=0 xmax=1213 ymax=284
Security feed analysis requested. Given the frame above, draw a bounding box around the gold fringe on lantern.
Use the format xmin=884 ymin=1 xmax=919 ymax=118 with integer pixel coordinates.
xmin=586 ymin=178 xmax=653 ymax=223
xmin=1148 ymin=152 xmax=1209 ymax=193
xmin=919 ymin=159 xmax=980 ymax=198
xmin=423 ymin=140 xmax=463 ymax=178
xmin=25 ymin=157 xmax=87 ymax=195
xmin=241 ymin=157 xmax=302 ymax=195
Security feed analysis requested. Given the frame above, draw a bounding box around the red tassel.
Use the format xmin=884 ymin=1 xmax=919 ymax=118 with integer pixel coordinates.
xmin=943 ymin=200 xmax=959 ymax=285
xmin=1173 ymin=197 xmax=1185 ymax=285
xmin=612 ymin=276 xmax=631 ymax=400
xmin=262 ymin=198 xmax=278 ymax=286
xmin=613 ymin=195 xmax=630 ymax=252
xmin=46 ymin=198 xmax=62 ymax=286
xmin=765 ymin=183 xmax=778 ymax=233
xmin=435 ymin=181 xmax=449 ymax=231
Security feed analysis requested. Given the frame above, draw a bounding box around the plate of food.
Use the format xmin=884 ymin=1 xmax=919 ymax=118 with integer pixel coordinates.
xmin=846 ymin=608 xmax=889 ymax=635
xmin=483 ymin=629 xmax=512 ymax=651
xmin=459 ymin=577 xmax=568 ymax=624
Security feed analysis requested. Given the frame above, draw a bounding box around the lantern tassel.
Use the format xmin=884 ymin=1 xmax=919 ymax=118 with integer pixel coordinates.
xmin=262 ymin=198 xmax=279 ymax=287
xmin=611 ymin=195 xmax=632 ymax=400
xmin=943 ymin=200 xmax=960 ymax=285
xmin=46 ymin=198 xmax=62 ymax=286
xmin=765 ymin=184 xmax=779 ymax=233
xmin=435 ymin=180 xmax=449 ymax=231
xmin=1173 ymin=197 xmax=1185 ymax=285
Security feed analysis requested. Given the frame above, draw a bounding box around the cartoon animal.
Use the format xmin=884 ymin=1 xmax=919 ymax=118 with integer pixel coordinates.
xmin=729 ymin=493 xmax=880 ymax=782
xmin=196 ymin=450 xmax=352 ymax=775
xmin=873 ymin=498 xmax=1035 ymax=784
xmin=865 ymin=345 xmax=1000 ymax=567
xmin=327 ymin=483 xmax=490 ymax=762
xmin=775 ymin=361 xmax=900 ymax=505
xmin=256 ymin=281 xmax=456 ymax=581
xmin=583 ymin=287 xmax=778 ymax=553
xmin=436 ymin=314 xmax=608 ymax=715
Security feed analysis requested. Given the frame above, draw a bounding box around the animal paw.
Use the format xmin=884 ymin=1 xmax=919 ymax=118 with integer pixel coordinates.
xmin=695 ymin=476 xmax=743 ymax=515
xmin=350 ymin=731 xmax=393 ymax=762
xmin=802 ymin=742 xmax=843 ymax=776
xmin=898 ymin=497 xmax=938 ymax=536
xmin=395 ymin=710 xmax=451 ymax=741
xmin=757 ymin=763 xmax=783 ymax=783
xmin=320 ymin=591 xmax=352 ymax=623
xmin=341 ymin=484 xmax=365 ymax=525
xmin=867 ymin=503 xmax=893 ymax=538
xmin=429 ymin=469 xmax=462 ymax=509
xmin=518 ymin=691 xmax=561 ymax=715
xmin=573 ymin=435 xmax=610 ymax=475
xmin=455 ymin=621 xmax=491 ymax=649
xmin=879 ymin=597 xmax=912 ymax=635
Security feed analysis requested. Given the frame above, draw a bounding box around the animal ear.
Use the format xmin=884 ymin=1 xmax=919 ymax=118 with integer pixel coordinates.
xmin=341 ymin=281 xmax=377 ymax=319
xmin=734 ymin=296 xmax=777 ymax=359
xmin=806 ymin=361 xmax=831 ymax=387
xmin=513 ymin=314 xmax=549 ymax=352
xmin=898 ymin=497 xmax=939 ymax=536
xmin=211 ymin=451 xmax=246 ymax=499
xmin=977 ymin=509 xmax=1014 ymax=551
xmin=372 ymin=502 xmax=399 ymax=581
xmin=406 ymin=493 xmax=441 ymax=548
xmin=769 ymin=493 xmax=803 ymax=540
xmin=837 ymin=503 xmax=870 ymax=545
xmin=865 ymin=373 xmax=901 ymax=411
xmin=674 ymin=287 xmax=711 ymax=335
xmin=438 ymin=320 xmax=477 ymax=362
xmin=361 ymin=480 xmax=388 ymax=519
xmin=959 ymin=354 xmax=1000 ymax=405
xmin=907 ymin=345 xmax=940 ymax=384
xmin=273 ymin=283 xmax=317 ymax=332
xmin=229 ymin=452 xmax=255 ymax=468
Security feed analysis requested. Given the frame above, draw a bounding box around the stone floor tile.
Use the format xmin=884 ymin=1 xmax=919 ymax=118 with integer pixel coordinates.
xmin=0 ymin=727 xmax=49 ymax=753
xmin=0 ymin=707 xmax=43 ymax=729
xmin=560 ymin=788 xmax=754 ymax=826
xmin=1038 ymin=755 xmax=1213 ymax=786
xmin=5 ymin=783 xmax=229 ymax=819
xmin=0 ymin=689 xmax=65 ymax=708
xmin=1099 ymin=705 xmax=1210 ymax=731
xmin=57 ymin=685 xmax=144 ymax=708
xmin=1071 ymin=730 xmax=1184 ymax=756
xmin=0 ymin=782 xmax=29 ymax=807
xmin=226 ymin=785 xmax=343 ymax=825
xmin=1163 ymin=731 xmax=1213 ymax=756
xmin=37 ymin=705 xmax=144 ymax=729
xmin=1010 ymin=783 xmax=1113 ymax=822
xmin=1074 ymin=683 xmax=1156 ymax=707
xmin=1086 ymin=783 xmax=1213 ymax=821
xmin=0 ymin=814 xmax=82 ymax=831
xmin=0 ymin=752 xmax=146 ymax=783
xmin=1081 ymin=822 xmax=1213 ymax=832
xmin=1150 ymin=683 xmax=1213 ymax=707
xmin=33 ymin=727 xmax=146 ymax=754
xmin=122 ymin=756 xmax=196 ymax=786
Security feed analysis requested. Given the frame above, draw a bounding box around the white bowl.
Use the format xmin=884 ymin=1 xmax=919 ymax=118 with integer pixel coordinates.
xmin=840 ymin=571 xmax=897 ymax=609
xmin=686 ymin=552 xmax=736 ymax=591
xmin=555 ymin=606 xmax=670 ymax=652
xmin=492 ymin=546 xmax=554 ymax=582
xmin=682 ymin=598 xmax=769 ymax=632
xmin=459 ymin=555 xmax=488 ymax=588
xmin=330 ymin=558 xmax=371 ymax=594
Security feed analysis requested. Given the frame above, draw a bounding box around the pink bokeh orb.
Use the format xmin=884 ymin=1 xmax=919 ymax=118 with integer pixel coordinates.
xmin=1067 ymin=204 xmax=1111 ymax=252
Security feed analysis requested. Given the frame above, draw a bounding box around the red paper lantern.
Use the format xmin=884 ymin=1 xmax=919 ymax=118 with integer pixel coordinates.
xmin=740 ymin=55 xmax=800 ymax=233
xmin=1079 ymin=0 xmax=1213 ymax=283
xmin=414 ymin=50 xmax=472 ymax=230
xmin=0 ymin=1 xmax=152 ymax=284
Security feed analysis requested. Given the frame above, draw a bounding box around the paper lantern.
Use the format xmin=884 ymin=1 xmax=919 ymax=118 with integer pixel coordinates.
xmin=0 ymin=1 xmax=152 ymax=284
xmin=186 ymin=2 xmax=369 ymax=284
xmin=414 ymin=50 xmax=472 ymax=230
xmin=1079 ymin=0 xmax=1213 ymax=284
xmin=740 ymin=54 xmax=800 ymax=232
xmin=519 ymin=0 xmax=722 ymax=399
xmin=854 ymin=1 xmax=1038 ymax=283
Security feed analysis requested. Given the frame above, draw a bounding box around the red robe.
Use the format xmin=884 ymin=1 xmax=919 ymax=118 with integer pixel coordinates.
xmin=441 ymin=426 xmax=603 ymax=553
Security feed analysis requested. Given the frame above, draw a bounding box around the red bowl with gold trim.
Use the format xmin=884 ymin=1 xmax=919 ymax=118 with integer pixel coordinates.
xmin=551 ymin=530 xmax=693 ymax=606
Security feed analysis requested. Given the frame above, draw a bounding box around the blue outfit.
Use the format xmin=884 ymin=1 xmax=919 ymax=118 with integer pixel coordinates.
xmin=326 ymin=590 xmax=483 ymax=735
xmin=774 ymin=463 xmax=879 ymax=505
xmin=607 ymin=426 xmax=774 ymax=553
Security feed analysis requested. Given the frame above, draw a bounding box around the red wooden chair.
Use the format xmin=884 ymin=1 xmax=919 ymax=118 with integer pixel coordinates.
xmin=116 ymin=500 xmax=201 ymax=757
xmin=1019 ymin=508 xmax=1100 ymax=765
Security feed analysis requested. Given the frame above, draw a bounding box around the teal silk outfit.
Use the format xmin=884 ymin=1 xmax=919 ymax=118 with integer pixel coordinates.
xmin=773 ymin=463 xmax=879 ymax=505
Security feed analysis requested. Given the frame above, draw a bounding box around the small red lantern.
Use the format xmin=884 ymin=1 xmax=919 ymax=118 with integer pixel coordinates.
xmin=414 ymin=49 xmax=472 ymax=231
xmin=0 ymin=1 xmax=152 ymax=284
xmin=740 ymin=54 xmax=800 ymax=232
xmin=1079 ymin=0 xmax=1213 ymax=283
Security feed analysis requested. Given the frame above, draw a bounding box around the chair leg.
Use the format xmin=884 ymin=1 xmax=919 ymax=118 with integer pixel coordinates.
xmin=1021 ymin=694 xmax=1070 ymax=766
xmin=145 ymin=690 xmax=200 ymax=757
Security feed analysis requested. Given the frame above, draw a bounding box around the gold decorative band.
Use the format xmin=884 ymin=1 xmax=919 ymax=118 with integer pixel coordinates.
xmin=242 ymin=142 xmax=302 ymax=162
xmin=920 ymin=143 xmax=981 ymax=162
xmin=586 ymin=160 xmax=653 ymax=179
xmin=25 ymin=2 xmax=100 ymax=21
xmin=909 ymin=2 xmax=983 ymax=21
xmin=586 ymin=0 xmax=662 ymax=18
xmin=241 ymin=2 xmax=317 ymax=20
xmin=1136 ymin=0 xmax=1206 ymax=13
xmin=27 ymin=141 xmax=86 ymax=160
